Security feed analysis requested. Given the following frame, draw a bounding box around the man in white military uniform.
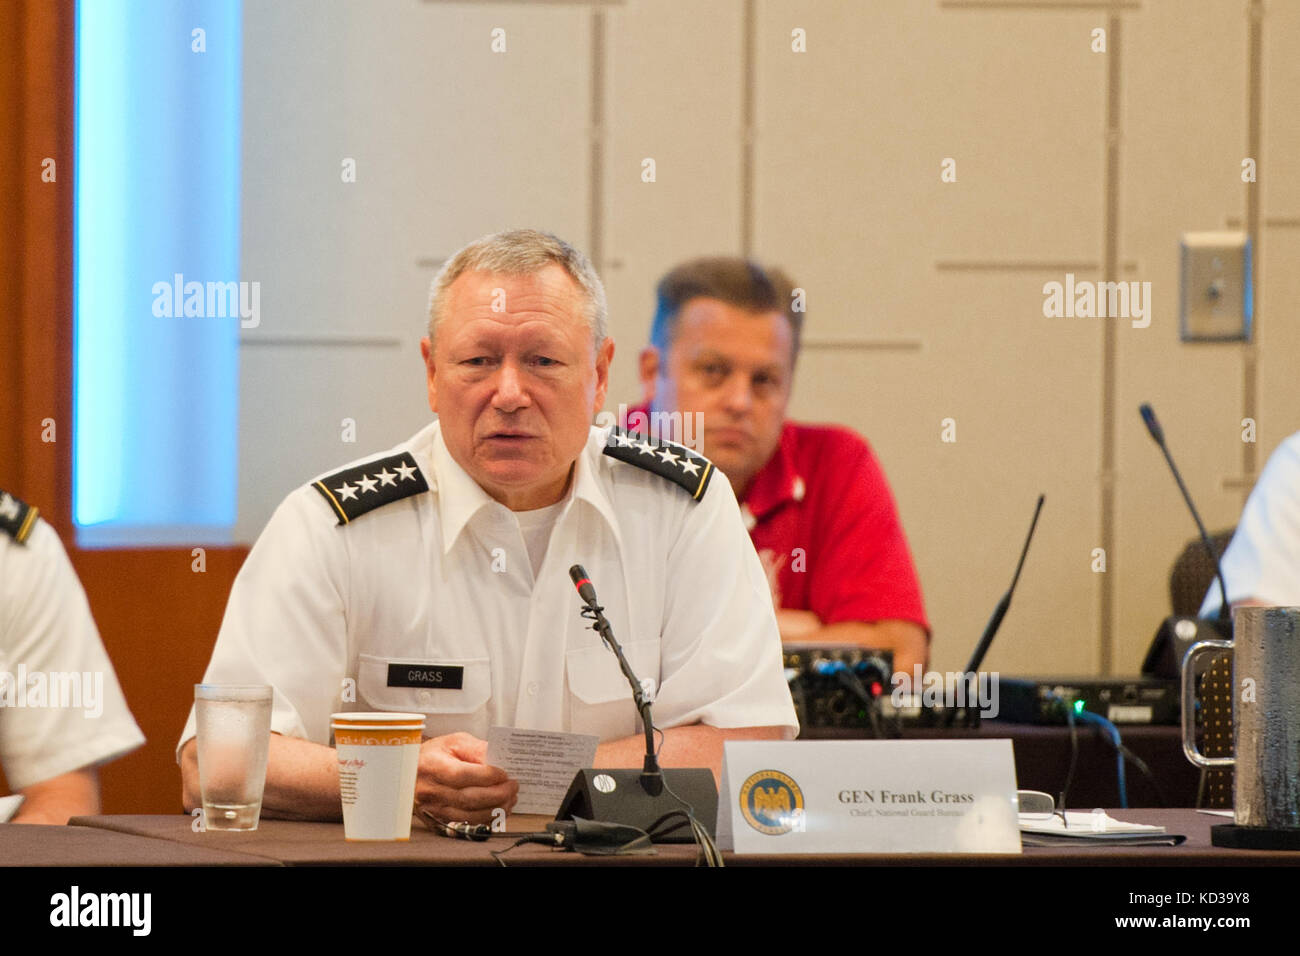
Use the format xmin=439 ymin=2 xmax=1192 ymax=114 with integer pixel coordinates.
xmin=1199 ymin=431 xmax=1300 ymax=616
xmin=179 ymin=230 xmax=797 ymax=824
xmin=1 ymin=491 xmax=146 ymax=824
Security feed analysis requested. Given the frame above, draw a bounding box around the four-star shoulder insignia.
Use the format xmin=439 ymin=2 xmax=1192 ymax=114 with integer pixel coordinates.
xmin=602 ymin=428 xmax=715 ymax=501
xmin=312 ymin=452 xmax=429 ymax=525
xmin=0 ymin=489 xmax=39 ymax=544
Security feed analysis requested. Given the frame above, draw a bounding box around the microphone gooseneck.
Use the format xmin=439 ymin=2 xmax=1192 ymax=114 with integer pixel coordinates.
xmin=1138 ymin=403 xmax=1231 ymax=623
xmin=964 ymin=493 xmax=1045 ymax=677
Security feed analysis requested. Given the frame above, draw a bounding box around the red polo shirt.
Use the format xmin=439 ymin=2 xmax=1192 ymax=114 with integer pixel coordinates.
xmin=625 ymin=406 xmax=928 ymax=631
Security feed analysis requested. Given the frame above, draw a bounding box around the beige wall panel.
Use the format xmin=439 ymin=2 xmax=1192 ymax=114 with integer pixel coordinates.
xmin=602 ymin=1 xmax=745 ymax=400
xmin=242 ymin=0 xmax=591 ymax=335
xmin=1257 ymin=230 xmax=1300 ymax=466
xmin=754 ymin=1 xmax=1105 ymax=346
xmin=1112 ymin=0 xmax=1251 ymax=671
xmin=1257 ymin=0 xmax=1300 ymax=454
xmin=1261 ymin=0 xmax=1300 ymax=216
xmin=234 ymin=345 xmax=431 ymax=542
xmin=605 ymin=264 xmax=662 ymax=409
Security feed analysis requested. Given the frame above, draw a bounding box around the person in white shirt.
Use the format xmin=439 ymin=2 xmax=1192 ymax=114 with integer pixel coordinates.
xmin=1200 ymin=431 xmax=1300 ymax=617
xmin=178 ymin=229 xmax=797 ymax=824
xmin=0 ymin=492 xmax=145 ymax=824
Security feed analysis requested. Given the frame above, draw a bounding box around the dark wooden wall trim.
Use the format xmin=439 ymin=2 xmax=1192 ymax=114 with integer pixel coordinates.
xmin=72 ymin=548 xmax=248 ymax=815
xmin=3 ymin=0 xmax=73 ymax=526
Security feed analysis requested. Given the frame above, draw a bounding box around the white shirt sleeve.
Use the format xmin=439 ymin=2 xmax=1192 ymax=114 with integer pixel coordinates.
xmin=652 ymin=473 xmax=800 ymax=737
xmin=1200 ymin=433 xmax=1300 ymax=617
xmin=177 ymin=488 xmax=351 ymax=755
xmin=0 ymin=521 xmax=145 ymax=791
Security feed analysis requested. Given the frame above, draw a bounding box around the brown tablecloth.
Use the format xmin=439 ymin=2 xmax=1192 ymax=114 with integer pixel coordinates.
xmin=60 ymin=809 xmax=1299 ymax=866
xmin=1 ymin=822 xmax=276 ymax=866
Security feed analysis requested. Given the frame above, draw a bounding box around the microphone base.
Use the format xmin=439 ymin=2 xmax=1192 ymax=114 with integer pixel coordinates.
xmin=1211 ymin=823 xmax=1300 ymax=851
xmin=555 ymin=768 xmax=718 ymax=844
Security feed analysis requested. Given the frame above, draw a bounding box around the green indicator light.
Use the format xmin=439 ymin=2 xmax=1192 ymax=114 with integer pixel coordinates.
xmin=1073 ymin=699 xmax=1085 ymax=714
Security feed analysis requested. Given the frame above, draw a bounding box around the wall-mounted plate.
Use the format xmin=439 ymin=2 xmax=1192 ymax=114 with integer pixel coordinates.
xmin=1179 ymin=231 xmax=1252 ymax=342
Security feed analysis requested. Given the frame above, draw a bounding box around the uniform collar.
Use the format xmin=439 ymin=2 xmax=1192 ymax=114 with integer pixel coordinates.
xmin=430 ymin=422 xmax=622 ymax=555
xmin=570 ymin=428 xmax=623 ymax=538
xmin=739 ymin=422 xmax=804 ymax=525
xmin=431 ymin=424 xmax=498 ymax=555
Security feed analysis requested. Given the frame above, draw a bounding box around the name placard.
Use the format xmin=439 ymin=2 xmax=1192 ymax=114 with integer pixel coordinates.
xmin=717 ymin=739 xmax=1020 ymax=855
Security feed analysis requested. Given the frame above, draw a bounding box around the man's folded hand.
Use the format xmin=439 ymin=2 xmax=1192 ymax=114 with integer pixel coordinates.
xmin=413 ymin=732 xmax=518 ymax=825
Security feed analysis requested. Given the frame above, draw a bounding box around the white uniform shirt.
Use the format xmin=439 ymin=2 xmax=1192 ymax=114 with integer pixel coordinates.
xmin=1200 ymin=431 xmax=1300 ymax=617
xmin=179 ymin=422 xmax=798 ymax=750
xmin=0 ymin=517 xmax=145 ymax=790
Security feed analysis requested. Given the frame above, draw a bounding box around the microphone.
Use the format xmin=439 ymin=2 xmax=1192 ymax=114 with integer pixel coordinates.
xmin=555 ymin=564 xmax=719 ymax=843
xmin=569 ymin=565 xmax=598 ymax=609
xmin=1138 ymin=403 xmax=1164 ymax=445
xmin=1137 ymin=403 xmax=1230 ymax=623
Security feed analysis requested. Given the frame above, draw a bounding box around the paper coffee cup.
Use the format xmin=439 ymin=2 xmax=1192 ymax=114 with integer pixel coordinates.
xmin=330 ymin=712 xmax=425 ymax=841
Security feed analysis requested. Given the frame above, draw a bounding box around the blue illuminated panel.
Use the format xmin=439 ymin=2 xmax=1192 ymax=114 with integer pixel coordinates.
xmin=75 ymin=1 xmax=242 ymax=545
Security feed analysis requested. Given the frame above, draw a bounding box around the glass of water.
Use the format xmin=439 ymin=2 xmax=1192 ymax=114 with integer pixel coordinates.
xmin=194 ymin=684 xmax=273 ymax=831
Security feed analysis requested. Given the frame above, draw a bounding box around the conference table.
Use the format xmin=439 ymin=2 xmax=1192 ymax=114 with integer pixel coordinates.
xmin=0 ymin=809 xmax=1287 ymax=866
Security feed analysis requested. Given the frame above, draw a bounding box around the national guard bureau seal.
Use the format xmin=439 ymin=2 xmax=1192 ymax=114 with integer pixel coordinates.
xmin=739 ymin=770 xmax=805 ymax=835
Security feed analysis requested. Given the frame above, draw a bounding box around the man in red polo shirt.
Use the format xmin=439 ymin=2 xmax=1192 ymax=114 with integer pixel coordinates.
xmin=628 ymin=257 xmax=929 ymax=675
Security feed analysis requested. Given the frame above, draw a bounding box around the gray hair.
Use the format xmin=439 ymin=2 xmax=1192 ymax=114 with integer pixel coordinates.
xmin=426 ymin=229 xmax=609 ymax=350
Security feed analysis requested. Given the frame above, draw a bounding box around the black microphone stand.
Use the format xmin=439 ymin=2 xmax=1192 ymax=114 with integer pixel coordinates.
xmin=577 ymin=598 xmax=663 ymax=796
